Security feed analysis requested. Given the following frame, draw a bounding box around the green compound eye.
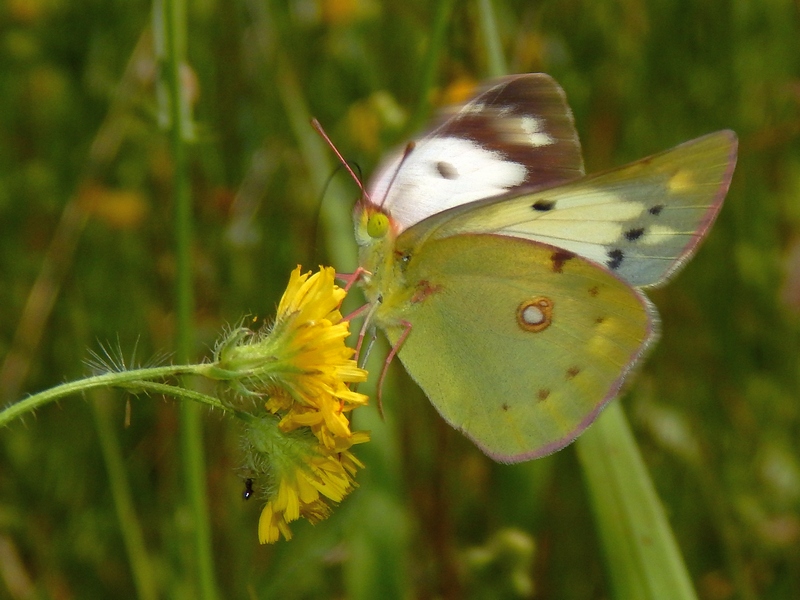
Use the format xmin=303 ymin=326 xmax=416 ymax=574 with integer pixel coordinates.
xmin=367 ymin=213 xmax=390 ymax=238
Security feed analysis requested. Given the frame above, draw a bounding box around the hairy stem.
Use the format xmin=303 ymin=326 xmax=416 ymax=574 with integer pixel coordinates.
xmin=0 ymin=364 xmax=207 ymax=428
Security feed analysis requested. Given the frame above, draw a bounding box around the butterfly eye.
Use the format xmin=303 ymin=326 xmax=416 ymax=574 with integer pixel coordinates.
xmin=367 ymin=212 xmax=390 ymax=239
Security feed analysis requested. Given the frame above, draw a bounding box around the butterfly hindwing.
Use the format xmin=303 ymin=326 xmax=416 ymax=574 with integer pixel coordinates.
xmin=375 ymin=233 xmax=656 ymax=463
xmin=366 ymin=73 xmax=585 ymax=233
xmin=412 ymin=130 xmax=737 ymax=288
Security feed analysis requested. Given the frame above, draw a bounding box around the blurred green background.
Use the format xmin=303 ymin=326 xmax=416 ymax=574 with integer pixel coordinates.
xmin=1 ymin=0 xmax=799 ymax=598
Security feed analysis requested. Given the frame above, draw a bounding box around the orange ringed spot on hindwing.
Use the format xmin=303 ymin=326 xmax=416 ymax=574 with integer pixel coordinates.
xmin=517 ymin=296 xmax=553 ymax=333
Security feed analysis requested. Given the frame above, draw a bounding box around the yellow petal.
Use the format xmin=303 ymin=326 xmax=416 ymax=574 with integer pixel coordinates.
xmin=258 ymin=504 xmax=281 ymax=544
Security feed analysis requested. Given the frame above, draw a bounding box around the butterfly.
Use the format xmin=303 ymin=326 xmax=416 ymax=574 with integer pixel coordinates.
xmin=352 ymin=73 xmax=737 ymax=464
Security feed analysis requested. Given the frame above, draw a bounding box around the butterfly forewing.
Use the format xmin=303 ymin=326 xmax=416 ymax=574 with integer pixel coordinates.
xmin=375 ymin=234 xmax=656 ymax=463
xmin=366 ymin=73 xmax=585 ymax=233
xmin=417 ymin=130 xmax=737 ymax=288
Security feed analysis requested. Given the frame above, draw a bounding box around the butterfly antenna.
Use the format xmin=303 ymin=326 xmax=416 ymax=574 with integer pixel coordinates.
xmin=311 ymin=118 xmax=371 ymax=203
xmin=311 ymin=164 xmax=365 ymax=264
xmin=376 ymin=141 xmax=416 ymax=209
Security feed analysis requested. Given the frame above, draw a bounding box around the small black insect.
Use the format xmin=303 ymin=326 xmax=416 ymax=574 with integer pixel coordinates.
xmin=243 ymin=478 xmax=254 ymax=500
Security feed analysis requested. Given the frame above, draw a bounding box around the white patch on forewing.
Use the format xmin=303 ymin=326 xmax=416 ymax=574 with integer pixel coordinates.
xmin=520 ymin=116 xmax=553 ymax=147
xmin=503 ymin=219 xmax=623 ymax=245
xmin=368 ymin=137 xmax=527 ymax=231
xmin=537 ymin=189 xmax=645 ymax=221
xmin=548 ymin=201 xmax=644 ymax=222
xmin=640 ymin=224 xmax=679 ymax=244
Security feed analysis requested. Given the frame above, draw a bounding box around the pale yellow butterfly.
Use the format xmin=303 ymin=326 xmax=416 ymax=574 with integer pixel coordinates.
xmin=352 ymin=73 xmax=737 ymax=463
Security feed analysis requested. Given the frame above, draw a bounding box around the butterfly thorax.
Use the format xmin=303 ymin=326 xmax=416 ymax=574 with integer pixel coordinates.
xmin=354 ymin=203 xmax=418 ymax=326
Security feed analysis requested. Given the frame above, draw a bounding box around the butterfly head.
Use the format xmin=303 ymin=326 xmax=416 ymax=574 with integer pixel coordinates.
xmin=355 ymin=201 xmax=394 ymax=247
xmin=354 ymin=201 xmax=404 ymax=300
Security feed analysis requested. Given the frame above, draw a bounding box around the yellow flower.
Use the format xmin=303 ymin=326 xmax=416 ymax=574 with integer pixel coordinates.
xmin=211 ymin=266 xmax=368 ymax=439
xmin=276 ymin=265 xmax=345 ymax=322
xmin=257 ymin=445 xmax=366 ymax=544
xmin=243 ymin=413 xmax=368 ymax=544
xmin=214 ymin=266 xmax=371 ymax=544
xmin=265 ymin=267 xmax=368 ymax=448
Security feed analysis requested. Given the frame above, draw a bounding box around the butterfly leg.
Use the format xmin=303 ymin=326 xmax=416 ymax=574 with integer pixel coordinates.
xmin=342 ymin=302 xmax=370 ymax=323
xmin=375 ymin=319 xmax=412 ymax=419
xmin=336 ymin=267 xmax=370 ymax=292
xmin=351 ymin=300 xmax=382 ymax=361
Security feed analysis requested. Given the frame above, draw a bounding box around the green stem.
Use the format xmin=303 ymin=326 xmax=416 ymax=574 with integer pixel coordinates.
xmin=0 ymin=356 xmax=276 ymax=432
xmin=131 ymin=380 xmax=260 ymax=424
xmin=132 ymin=380 xmax=230 ymax=413
xmin=156 ymin=0 xmax=219 ymax=596
xmin=0 ymin=364 xmax=205 ymax=428
xmin=161 ymin=1 xmax=193 ymax=349
xmin=477 ymin=0 xmax=507 ymax=78
xmin=92 ymin=395 xmax=160 ymax=600
xmin=408 ymin=0 xmax=457 ymax=133
xmin=575 ymin=403 xmax=697 ymax=600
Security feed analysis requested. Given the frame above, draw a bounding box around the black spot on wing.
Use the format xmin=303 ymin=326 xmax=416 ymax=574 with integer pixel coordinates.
xmin=649 ymin=204 xmax=664 ymax=216
xmin=435 ymin=161 xmax=458 ymax=179
xmin=624 ymin=227 xmax=645 ymax=242
xmin=607 ymin=249 xmax=624 ymax=270
xmin=532 ymin=199 xmax=555 ymax=212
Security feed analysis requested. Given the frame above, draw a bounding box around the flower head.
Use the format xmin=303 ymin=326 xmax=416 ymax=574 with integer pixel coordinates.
xmin=208 ymin=266 xmax=369 ymax=543
xmin=212 ymin=267 xmax=368 ymax=432
xmin=246 ymin=417 xmax=369 ymax=543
